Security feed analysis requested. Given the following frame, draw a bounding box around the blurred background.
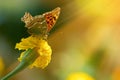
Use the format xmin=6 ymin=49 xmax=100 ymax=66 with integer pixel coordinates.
xmin=0 ymin=0 xmax=120 ymax=80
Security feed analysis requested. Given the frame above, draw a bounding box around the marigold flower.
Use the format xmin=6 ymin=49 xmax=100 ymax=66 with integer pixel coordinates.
xmin=15 ymin=35 xmax=52 ymax=69
xmin=66 ymin=72 xmax=94 ymax=80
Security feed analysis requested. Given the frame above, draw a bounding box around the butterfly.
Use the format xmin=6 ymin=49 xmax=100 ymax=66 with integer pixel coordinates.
xmin=21 ymin=7 xmax=61 ymax=39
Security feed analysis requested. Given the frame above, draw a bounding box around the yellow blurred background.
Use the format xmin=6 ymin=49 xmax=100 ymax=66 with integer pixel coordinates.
xmin=0 ymin=0 xmax=120 ymax=80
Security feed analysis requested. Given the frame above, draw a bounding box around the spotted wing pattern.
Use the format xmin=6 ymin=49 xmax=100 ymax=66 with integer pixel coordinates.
xmin=43 ymin=7 xmax=60 ymax=32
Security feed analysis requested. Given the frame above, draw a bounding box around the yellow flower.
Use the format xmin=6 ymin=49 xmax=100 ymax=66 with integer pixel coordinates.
xmin=66 ymin=72 xmax=94 ymax=80
xmin=0 ymin=57 xmax=5 ymax=75
xmin=15 ymin=35 xmax=52 ymax=69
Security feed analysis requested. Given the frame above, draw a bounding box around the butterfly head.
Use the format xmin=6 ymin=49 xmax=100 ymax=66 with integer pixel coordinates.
xmin=21 ymin=12 xmax=33 ymax=28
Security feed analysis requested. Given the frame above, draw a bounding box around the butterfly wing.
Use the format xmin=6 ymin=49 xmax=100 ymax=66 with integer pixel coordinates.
xmin=43 ymin=7 xmax=61 ymax=32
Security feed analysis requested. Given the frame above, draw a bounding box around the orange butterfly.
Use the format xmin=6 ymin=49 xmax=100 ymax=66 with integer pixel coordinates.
xmin=21 ymin=7 xmax=61 ymax=38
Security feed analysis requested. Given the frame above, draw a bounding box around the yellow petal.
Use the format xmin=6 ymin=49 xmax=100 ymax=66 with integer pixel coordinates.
xmin=30 ymin=55 xmax=51 ymax=69
xmin=15 ymin=36 xmax=40 ymax=50
xmin=30 ymin=40 xmax=52 ymax=68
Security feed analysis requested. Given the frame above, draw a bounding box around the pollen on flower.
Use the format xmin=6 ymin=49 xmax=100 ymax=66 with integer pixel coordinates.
xmin=15 ymin=36 xmax=52 ymax=69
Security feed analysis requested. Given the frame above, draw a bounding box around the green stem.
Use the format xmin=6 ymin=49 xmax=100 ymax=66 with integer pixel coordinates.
xmin=1 ymin=61 xmax=28 ymax=80
xmin=1 ymin=48 xmax=38 ymax=80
